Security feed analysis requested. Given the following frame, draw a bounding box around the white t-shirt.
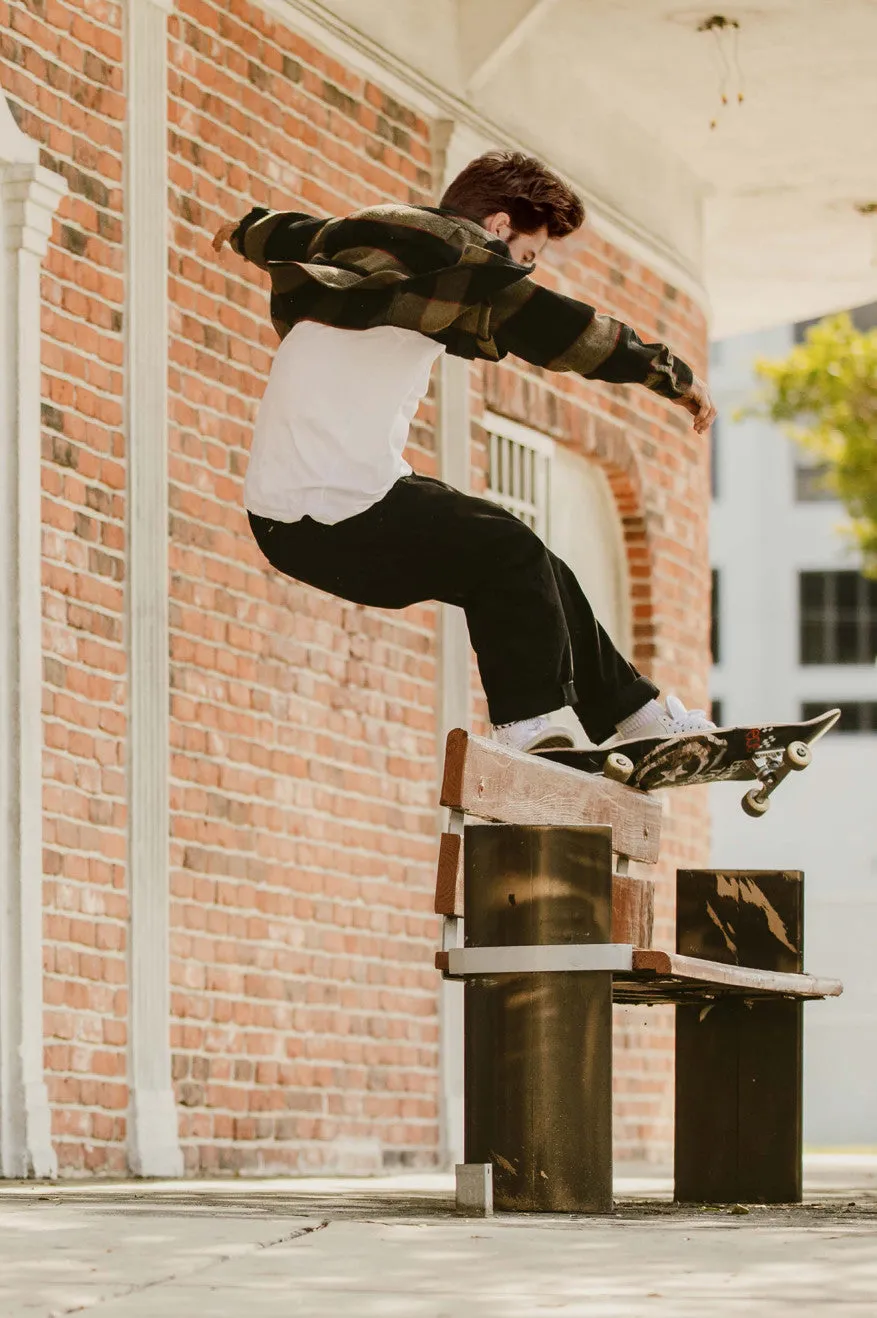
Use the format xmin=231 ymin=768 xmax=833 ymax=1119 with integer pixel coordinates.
xmin=243 ymin=321 xmax=445 ymax=524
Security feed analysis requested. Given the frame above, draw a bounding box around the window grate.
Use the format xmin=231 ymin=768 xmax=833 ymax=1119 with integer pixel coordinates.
xmin=485 ymin=421 xmax=552 ymax=540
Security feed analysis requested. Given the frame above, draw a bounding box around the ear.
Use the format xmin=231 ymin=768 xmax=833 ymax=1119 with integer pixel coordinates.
xmin=483 ymin=211 xmax=513 ymax=239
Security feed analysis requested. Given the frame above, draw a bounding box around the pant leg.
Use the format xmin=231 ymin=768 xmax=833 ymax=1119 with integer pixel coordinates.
xmin=547 ymin=551 xmax=658 ymax=744
xmin=247 ymin=474 xmax=652 ymax=736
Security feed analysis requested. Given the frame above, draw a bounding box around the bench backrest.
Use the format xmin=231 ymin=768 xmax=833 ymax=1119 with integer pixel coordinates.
xmin=441 ymin=730 xmax=662 ymax=862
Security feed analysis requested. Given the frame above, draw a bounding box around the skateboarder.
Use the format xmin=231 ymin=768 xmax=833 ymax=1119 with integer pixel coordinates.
xmin=213 ymin=150 xmax=718 ymax=752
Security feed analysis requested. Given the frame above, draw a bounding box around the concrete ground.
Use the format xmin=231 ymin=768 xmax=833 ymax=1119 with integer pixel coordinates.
xmin=0 ymin=1154 xmax=874 ymax=1317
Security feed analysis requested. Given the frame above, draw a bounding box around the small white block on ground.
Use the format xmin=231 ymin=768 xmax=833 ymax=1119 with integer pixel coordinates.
xmin=455 ymin=1162 xmax=493 ymax=1216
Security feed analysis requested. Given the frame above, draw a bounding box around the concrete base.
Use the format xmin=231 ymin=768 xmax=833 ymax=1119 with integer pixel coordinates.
xmin=455 ymin=1162 xmax=493 ymax=1216
xmin=0 ymin=1157 xmax=873 ymax=1317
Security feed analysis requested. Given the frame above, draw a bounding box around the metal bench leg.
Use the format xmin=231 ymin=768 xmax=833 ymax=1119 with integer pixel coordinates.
xmin=463 ymin=824 xmax=615 ymax=1214
xmin=674 ymin=869 xmax=804 ymax=1205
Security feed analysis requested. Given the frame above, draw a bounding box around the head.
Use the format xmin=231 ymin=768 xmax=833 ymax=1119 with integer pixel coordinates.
xmin=440 ymin=150 xmax=585 ymax=266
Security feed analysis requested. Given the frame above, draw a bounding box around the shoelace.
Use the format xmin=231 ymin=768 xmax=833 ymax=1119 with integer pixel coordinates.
xmin=670 ymin=710 xmax=716 ymax=732
xmin=665 ymin=695 xmax=716 ymax=733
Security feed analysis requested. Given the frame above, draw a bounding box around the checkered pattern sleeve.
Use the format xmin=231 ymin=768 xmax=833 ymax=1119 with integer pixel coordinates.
xmin=491 ymin=278 xmax=694 ymax=399
xmin=230 ymin=208 xmax=329 ymax=271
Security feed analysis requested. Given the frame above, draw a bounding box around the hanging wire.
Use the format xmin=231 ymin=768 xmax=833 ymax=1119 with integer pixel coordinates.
xmin=730 ymin=20 xmax=745 ymax=104
xmin=697 ymin=15 xmax=743 ymax=129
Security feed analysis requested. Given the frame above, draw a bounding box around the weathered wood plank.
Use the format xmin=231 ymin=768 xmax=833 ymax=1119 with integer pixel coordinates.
xmin=631 ymin=949 xmax=842 ymax=999
xmin=613 ymin=876 xmax=654 ymax=948
xmin=439 ymin=945 xmax=842 ymax=1001
xmin=440 ymin=730 xmax=661 ymax=864
xmin=434 ymin=832 xmax=463 ymax=916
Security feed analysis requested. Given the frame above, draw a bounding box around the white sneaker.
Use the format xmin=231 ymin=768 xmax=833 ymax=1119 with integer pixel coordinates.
xmin=492 ymin=715 xmax=577 ymax=753
xmin=619 ymin=694 xmax=717 ymax=742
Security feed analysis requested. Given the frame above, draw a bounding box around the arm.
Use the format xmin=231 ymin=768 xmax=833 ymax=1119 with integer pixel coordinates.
xmin=213 ymin=207 xmax=329 ymax=271
xmin=491 ymin=278 xmax=714 ymax=429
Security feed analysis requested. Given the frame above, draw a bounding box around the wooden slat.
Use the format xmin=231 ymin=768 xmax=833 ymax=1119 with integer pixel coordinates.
xmin=612 ymin=875 xmax=654 ymax=948
xmin=434 ymin=832 xmax=463 ymax=916
xmin=630 ymin=949 xmax=842 ymax=999
xmin=440 ymin=730 xmax=661 ymax=864
xmin=439 ymin=946 xmax=842 ymax=1002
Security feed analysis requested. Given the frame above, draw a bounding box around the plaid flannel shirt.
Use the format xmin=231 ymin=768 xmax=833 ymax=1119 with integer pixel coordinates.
xmin=230 ymin=203 xmax=694 ymax=399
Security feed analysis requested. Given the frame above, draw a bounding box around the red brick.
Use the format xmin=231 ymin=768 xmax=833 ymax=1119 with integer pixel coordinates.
xmin=1 ymin=0 xmax=709 ymax=1176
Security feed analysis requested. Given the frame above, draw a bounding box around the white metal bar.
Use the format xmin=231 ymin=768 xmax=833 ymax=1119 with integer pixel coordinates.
xmin=442 ymin=916 xmax=463 ymax=952
xmin=446 ymin=944 xmax=635 ymax=977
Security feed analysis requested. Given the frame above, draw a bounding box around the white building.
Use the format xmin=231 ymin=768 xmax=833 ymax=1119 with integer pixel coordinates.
xmin=709 ymin=311 xmax=877 ymax=1148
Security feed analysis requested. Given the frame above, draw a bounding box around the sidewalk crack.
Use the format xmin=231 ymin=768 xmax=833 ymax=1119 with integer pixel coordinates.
xmin=58 ymin=1220 xmax=331 ymax=1316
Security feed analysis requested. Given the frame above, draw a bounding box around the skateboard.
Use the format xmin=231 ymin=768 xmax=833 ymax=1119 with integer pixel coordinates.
xmin=534 ymin=709 xmax=841 ymax=817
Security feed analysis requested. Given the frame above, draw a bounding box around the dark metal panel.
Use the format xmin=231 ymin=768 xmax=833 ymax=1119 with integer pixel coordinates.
xmin=676 ymin=869 xmax=804 ymax=972
xmin=463 ymin=825 xmax=614 ymax=1213
xmin=674 ymin=870 xmax=804 ymax=1204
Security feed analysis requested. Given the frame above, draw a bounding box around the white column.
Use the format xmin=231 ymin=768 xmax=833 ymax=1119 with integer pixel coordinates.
xmin=435 ymin=122 xmax=490 ymax=1168
xmin=436 ymin=353 xmax=470 ymax=1170
xmin=0 ymin=98 xmax=67 ymax=1177
xmin=124 ymin=0 xmax=183 ymax=1176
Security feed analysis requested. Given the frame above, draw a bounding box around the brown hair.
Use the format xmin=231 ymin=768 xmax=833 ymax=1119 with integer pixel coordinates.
xmin=440 ymin=150 xmax=585 ymax=239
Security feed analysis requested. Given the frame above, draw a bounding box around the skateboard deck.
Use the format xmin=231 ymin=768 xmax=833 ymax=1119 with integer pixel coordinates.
xmin=534 ymin=709 xmax=841 ymax=816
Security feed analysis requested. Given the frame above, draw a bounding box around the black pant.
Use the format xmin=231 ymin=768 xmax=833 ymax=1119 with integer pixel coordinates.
xmin=248 ymin=474 xmax=657 ymax=744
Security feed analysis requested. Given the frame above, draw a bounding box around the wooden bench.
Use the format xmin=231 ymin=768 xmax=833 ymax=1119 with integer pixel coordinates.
xmin=434 ymin=729 xmax=843 ymax=1214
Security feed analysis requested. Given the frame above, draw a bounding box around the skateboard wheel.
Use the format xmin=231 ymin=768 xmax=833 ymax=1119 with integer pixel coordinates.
xmin=604 ymin=752 xmax=634 ymax=783
xmin=742 ymin=787 xmax=770 ymax=817
xmin=785 ymin=740 xmax=811 ymax=770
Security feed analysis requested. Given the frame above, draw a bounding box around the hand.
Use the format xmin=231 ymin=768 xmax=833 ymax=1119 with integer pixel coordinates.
xmin=212 ymin=220 xmax=238 ymax=253
xmin=671 ymin=374 xmax=717 ymax=435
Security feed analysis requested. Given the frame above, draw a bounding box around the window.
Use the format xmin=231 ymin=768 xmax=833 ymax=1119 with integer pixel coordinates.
xmin=710 ymin=569 xmax=721 ymax=663
xmin=802 ymin=701 xmax=877 ymax=733
xmin=794 ymin=457 xmax=837 ymax=503
xmin=799 ymin=571 xmax=877 ymax=665
xmin=485 ymin=417 xmax=552 ymax=539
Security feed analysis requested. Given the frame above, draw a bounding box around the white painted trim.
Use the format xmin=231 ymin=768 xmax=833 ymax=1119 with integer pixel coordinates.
xmin=0 ymin=127 xmax=67 ymax=1177
xmin=255 ymin=0 xmax=708 ymax=310
xmin=124 ymin=0 xmax=183 ymax=1178
xmin=445 ymin=943 xmax=635 ymax=977
xmin=436 ymin=354 xmax=470 ymax=1172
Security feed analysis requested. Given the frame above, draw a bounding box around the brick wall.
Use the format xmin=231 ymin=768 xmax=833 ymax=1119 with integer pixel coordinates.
xmin=1 ymin=0 xmax=709 ymax=1175
xmin=3 ymin=0 xmax=130 ymax=1174
xmin=164 ymin=0 xmax=443 ymax=1174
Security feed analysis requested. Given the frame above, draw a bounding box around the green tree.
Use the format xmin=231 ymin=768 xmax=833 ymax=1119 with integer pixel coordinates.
xmin=748 ymin=312 xmax=877 ymax=575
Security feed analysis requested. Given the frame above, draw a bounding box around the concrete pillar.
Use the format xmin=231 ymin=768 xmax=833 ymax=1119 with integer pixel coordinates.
xmin=0 ymin=99 xmax=67 ymax=1178
xmin=124 ymin=0 xmax=183 ymax=1177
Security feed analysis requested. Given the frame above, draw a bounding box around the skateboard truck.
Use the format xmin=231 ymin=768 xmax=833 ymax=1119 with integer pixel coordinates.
xmin=601 ymin=741 xmax=815 ymax=818
xmin=741 ymin=740 xmax=812 ymax=817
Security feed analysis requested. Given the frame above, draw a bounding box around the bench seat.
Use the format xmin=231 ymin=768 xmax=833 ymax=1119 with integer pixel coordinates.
xmin=436 ymin=945 xmax=842 ymax=1004
xmin=615 ymin=949 xmax=843 ymax=1004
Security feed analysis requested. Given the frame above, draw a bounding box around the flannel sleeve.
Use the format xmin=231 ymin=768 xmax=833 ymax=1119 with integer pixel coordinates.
xmin=230 ymin=207 xmax=329 ymax=271
xmin=490 ymin=279 xmax=694 ymax=399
